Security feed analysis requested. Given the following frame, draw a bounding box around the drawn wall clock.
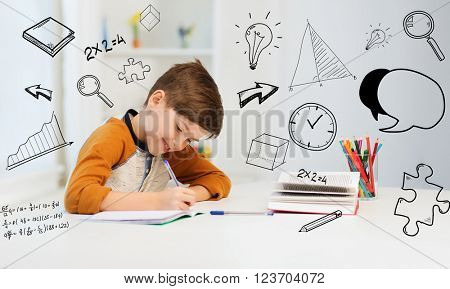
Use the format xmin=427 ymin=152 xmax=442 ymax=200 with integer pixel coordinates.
xmin=288 ymin=103 xmax=337 ymax=151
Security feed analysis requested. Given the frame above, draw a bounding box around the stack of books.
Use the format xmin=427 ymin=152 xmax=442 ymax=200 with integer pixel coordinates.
xmin=269 ymin=171 xmax=360 ymax=214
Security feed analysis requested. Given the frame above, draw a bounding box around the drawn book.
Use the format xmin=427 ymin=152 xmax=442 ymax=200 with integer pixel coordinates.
xmin=269 ymin=171 xmax=360 ymax=214
xmin=23 ymin=17 xmax=75 ymax=57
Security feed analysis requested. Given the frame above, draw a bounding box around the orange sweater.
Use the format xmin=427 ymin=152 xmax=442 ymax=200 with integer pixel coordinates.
xmin=64 ymin=117 xmax=231 ymax=214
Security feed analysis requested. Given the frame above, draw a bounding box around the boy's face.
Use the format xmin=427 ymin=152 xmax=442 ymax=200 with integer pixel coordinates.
xmin=142 ymin=90 xmax=210 ymax=156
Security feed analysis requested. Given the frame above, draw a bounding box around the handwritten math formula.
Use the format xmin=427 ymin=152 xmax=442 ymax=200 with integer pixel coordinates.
xmin=297 ymin=169 xmax=327 ymax=185
xmin=1 ymin=201 xmax=69 ymax=241
xmin=84 ymin=34 xmax=126 ymax=61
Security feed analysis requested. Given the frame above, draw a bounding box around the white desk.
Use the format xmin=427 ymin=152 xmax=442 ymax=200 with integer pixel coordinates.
xmin=2 ymin=182 xmax=450 ymax=268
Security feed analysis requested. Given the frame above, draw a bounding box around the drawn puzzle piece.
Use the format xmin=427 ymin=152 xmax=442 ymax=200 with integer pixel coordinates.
xmin=118 ymin=58 xmax=151 ymax=84
xmin=394 ymin=164 xmax=450 ymax=237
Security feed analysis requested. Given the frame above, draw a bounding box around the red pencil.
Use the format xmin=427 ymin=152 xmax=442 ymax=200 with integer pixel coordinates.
xmin=366 ymin=136 xmax=375 ymax=194
xmin=371 ymin=138 xmax=379 ymax=164
xmin=339 ymin=140 xmax=353 ymax=171
xmin=351 ymin=148 xmax=371 ymax=191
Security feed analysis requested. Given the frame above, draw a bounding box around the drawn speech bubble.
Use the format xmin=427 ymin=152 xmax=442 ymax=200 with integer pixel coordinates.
xmin=359 ymin=68 xmax=445 ymax=133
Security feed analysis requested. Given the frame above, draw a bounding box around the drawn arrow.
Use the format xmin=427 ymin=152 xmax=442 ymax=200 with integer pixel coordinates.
xmin=238 ymin=82 xmax=278 ymax=108
xmin=25 ymin=84 xmax=53 ymax=102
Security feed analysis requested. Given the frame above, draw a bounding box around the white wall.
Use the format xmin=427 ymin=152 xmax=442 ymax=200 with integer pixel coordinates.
xmin=61 ymin=0 xmax=216 ymax=174
xmin=0 ymin=0 xmax=62 ymax=199
xmin=213 ymin=0 xmax=450 ymax=188
xmin=212 ymin=0 xmax=284 ymax=182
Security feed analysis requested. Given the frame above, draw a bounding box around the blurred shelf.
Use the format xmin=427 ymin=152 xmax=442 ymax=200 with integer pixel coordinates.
xmin=106 ymin=48 xmax=214 ymax=57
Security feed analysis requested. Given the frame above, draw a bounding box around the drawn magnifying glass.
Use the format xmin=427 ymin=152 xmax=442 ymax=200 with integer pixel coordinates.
xmin=77 ymin=75 xmax=114 ymax=108
xmin=403 ymin=11 xmax=445 ymax=61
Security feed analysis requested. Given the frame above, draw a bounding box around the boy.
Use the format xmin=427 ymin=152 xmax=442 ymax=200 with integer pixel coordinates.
xmin=65 ymin=60 xmax=231 ymax=214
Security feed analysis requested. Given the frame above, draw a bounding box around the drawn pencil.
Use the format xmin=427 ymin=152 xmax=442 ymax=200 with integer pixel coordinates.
xmin=299 ymin=210 xmax=342 ymax=232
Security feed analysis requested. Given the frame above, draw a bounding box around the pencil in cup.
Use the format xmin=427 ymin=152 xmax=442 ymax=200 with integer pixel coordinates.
xmin=339 ymin=139 xmax=379 ymax=199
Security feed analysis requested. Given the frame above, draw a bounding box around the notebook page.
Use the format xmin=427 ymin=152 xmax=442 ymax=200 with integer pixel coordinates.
xmin=85 ymin=210 xmax=193 ymax=222
xmin=276 ymin=171 xmax=359 ymax=192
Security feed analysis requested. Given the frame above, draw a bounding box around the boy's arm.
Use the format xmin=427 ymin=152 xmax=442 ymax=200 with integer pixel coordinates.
xmin=99 ymin=187 xmax=196 ymax=211
xmin=64 ymin=121 xmax=135 ymax=214
xmin=65 ymin=141 xmax=125 ymax=214
xmin=189 ymin=186 xmax=212 ymax=201
xmin=166 ymin=145 xmax=231 ymax=201
xmin=65 ymin=120 xmax=199 ymax=214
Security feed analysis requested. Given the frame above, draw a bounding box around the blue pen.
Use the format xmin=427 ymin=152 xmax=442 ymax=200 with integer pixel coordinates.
xmin=210 ymin=210 xmax=274 ymax=216
xmin=163 ymin=159 xmax=180 ymax=187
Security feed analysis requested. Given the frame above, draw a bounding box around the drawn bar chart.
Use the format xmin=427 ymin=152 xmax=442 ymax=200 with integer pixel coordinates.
xmin=6 ymin=112 xmax=72 ymax=170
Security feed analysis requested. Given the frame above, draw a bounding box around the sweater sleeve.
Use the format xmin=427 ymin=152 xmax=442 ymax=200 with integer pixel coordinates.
xmin=64 ymin=119 xmax=134 ymax=214
xmin=165 ymin=146 xmax=231 ymax=200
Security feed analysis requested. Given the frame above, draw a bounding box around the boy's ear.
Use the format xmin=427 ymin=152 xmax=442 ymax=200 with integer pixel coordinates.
xmin=147 ymin=90 xmax=166 ymax=108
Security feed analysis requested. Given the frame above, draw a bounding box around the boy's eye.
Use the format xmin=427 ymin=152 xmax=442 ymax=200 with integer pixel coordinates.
xmin=188 ymin=139 xmax=198 ymax=146
xmin=176 ymin=125 xmax=182 ymax=132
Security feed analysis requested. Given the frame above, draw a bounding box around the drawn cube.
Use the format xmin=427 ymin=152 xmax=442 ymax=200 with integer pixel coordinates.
xmin=246 ymin=133 xmax=289 ymax=170
xmin=140 ymin=4 xmax=160 ymax=32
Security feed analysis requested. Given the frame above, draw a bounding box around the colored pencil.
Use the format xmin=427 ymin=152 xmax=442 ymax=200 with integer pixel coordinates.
xmin=354 ymin=137 xmax=360 ymax=155
xmin=344 ymin=142 xmax=371 ymax=192
xmin=340 ymin=136 xmax=382 ymax=198
xmin=371 ymin=138 xmax=380 ymax=164
xmin=351 ymin=148 xmax=371 ymax=188
xmin=365 ymin=137 xmax=374 ymax=193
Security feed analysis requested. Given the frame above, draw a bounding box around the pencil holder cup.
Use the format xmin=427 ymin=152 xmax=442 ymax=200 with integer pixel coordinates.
xmin=343 ymin=152 xmax=378 ymax=200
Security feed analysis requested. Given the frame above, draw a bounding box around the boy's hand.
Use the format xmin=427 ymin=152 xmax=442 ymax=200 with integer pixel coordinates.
xmin=154 ymin=187 xmax=197 ymax=210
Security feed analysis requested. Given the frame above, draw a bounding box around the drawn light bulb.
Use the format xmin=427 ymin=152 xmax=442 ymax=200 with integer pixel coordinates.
xmin=245 ymin=23 xmax=273 ymax=70
xmin=366 ymin=29 xmax=386 ymax=50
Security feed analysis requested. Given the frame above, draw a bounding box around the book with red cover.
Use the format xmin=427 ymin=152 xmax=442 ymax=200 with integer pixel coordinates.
xmin=269 ymin=172 xmax=360 ymax=215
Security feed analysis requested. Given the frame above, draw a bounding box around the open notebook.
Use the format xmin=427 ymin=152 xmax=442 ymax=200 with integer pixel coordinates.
xmin=76 ymin=210 xmax=200 ymax=225
xmin=270 ymin=171 xmax=360 ymax=214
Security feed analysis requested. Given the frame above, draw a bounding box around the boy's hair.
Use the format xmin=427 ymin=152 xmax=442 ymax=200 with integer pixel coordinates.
xmin=145 ymin=59 xmax=223 ymax=138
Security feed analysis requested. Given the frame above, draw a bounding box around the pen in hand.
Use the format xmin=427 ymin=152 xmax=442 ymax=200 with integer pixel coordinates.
xmin=163 ymin=158 xmax=197 ymax=208
xmin=163 ymin=158 xmax=180 ymax=187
